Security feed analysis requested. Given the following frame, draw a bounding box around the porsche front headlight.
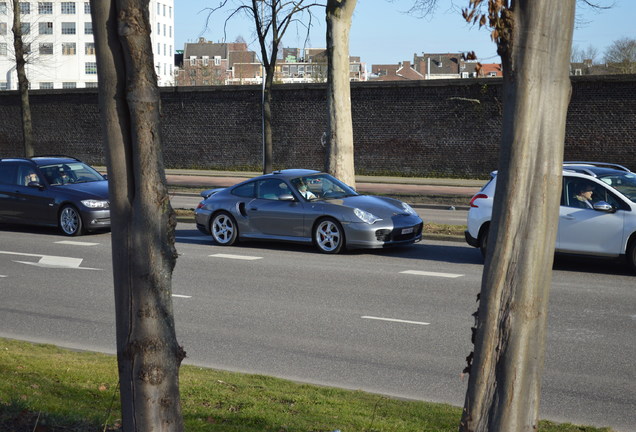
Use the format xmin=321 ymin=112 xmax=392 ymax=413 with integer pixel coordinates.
xmin=354 ymin=208 xmax=381 ymax=224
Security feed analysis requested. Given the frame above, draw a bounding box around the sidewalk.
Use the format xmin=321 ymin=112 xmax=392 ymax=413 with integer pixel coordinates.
xmin=163 ymin=169 xmax=484 ymax=199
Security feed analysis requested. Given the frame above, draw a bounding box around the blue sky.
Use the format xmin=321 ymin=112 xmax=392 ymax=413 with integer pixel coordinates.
xmin=174 ymin=0 xmax=636 ymax=66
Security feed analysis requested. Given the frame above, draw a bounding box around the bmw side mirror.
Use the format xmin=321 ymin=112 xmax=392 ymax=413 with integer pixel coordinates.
xmin=278 ymin=193 xmax=295 ymax=201
xmin=593 ymin=201 xmax=615 ymax=213
xmin=28 ymin=181 xmax=44 ymax=190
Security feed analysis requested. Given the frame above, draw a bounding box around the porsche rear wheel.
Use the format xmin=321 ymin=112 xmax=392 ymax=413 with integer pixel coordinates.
xmin=210 ymin=211 xmax=238 ymax=246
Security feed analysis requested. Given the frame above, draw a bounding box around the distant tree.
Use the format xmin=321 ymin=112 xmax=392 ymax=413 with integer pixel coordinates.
xmin=90 ymin=0 xmax=185 ymax=430
xmin=9 ymin=0 xmax=34 ymax=157
xmin=571 ymin=44 xmax=599 ymax=63
xmin=205 ymin=1 xmax=324 ymax=174
xmin=459 ymin=1 xmax=575 ymax=431
xmin=604 ymin=37 xmax=636 ymax=74
xmin=325 ymin=0 xmax=356 ymax=187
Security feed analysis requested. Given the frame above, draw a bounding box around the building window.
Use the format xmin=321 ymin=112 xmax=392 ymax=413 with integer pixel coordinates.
xmin=61 ymin=22 xmax=75 ymax=34
xmin=0 ymin=2 xmax=6 ymax=15
xmin=156 ymin=2 xmax=160 ymax=14
xmin=39 ymin=2 xmax=53 ymax=14
xmin=85 ymin=61 xmax=97 ymax=74
xmin=0 ymin=22 xmax=6 ymax=35
xmin=39 ymin=42 xmax=53 ymax=55
xmin=85 ymin=82 xmax=97 ymax=88
xmin=39 ymin=82 xmax=53 ymax=89
xmin=0 ymin=43 xmax=6 ymax=56
xmin=39 ymin=22 xmax=53 ymax=35
xmin=61 ymin=2 xmax=75 ymax=14
xmin=62 ymin=82 xmax=76 ymax=89
xmin=20 ymin=2 xmax=30 ymax=14
xmin=84 ymin=22 xmax=92 ymax=34
xmin=21 ymin=22 xmax=30 ymax=35
xmin=169 ymin=6 xmax=171 ymax=18
xmin=0 ymin=82 xmax=8 ymax=90
xmin=169 ymin=26 xmax=172 ymax=37
xmin=214 ymin=56 xmax=221 ymax=66
xmin=84 ymin=2 xmax=89 ymax=14
xmin=62 ymin=42 xmax=76 ymax=55
xmin=84 ymin=42 xmax=94 ymax=55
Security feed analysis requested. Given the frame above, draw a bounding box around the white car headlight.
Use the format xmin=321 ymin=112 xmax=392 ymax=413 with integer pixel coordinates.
xmin=354 ymin=208 xmax=381 ymax=224
xmin=402 ymin=202 xmax=417 ymax=215
xmin=81 ymin=199 xmax=109 ymax=209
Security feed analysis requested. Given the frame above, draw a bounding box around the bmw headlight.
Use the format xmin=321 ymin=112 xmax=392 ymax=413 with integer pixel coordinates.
xmin=354 ymin=208 xmax=381 ymax=224
xmin=81 ymin=199 xmax=110 ymax=209
xmin=402 ymin=202 xmax=417 ymax=215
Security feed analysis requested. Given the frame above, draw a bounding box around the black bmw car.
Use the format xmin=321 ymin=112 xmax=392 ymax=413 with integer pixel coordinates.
xmin=0 ymin=156 xmax=110 ymax=236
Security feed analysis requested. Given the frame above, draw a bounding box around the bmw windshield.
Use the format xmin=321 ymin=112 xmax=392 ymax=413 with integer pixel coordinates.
xmin=597 ymin=172 xmax=636 ymax=202
xmin=291 ymin=173 xmax=357 ymax=200
xmin=40 ymin=162 xmax=106 ymax=186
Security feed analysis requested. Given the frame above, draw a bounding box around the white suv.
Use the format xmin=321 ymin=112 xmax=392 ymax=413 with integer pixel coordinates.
xmin=465 ymin=162 xmax=636 ymax=272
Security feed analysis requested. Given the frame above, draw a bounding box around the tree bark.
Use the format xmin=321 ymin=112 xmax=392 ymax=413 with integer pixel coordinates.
xmin=325 ymin=0 xmax=356 ymax=187
xmin=263 ymin=65 xmax=274 ymax=174
xmin=460 ymin=1 xmax=575 ymax=431
xmin=91 ymin=1 xmax=184 ymax=430
xmin=11 ymin=0 xmax=34 ymax=157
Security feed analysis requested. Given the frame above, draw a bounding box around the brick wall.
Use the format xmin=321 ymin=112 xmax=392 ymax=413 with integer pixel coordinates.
xmin=1 ymin=74 xmax=634 ymax=178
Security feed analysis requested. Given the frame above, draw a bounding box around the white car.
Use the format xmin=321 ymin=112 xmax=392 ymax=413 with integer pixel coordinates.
xmin=465 ymin=162 xmax=636 ymax=272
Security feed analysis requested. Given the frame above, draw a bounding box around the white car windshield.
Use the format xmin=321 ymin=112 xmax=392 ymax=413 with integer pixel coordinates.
xmin=598 ymin=173 xmax=636 ymax=202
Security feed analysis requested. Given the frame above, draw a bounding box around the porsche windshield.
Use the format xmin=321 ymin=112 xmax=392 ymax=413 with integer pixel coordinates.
xmin=291 ymin=174 xmax=357 ymax=200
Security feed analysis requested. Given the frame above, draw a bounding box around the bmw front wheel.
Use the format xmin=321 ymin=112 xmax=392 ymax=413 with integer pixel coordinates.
xmin=211 ymin=211 xmax=238 ymax=246
xmin=314 ymin=218 xmax=345 ymax=254
xmin=59 ymin=205 xmax=84 ymax=236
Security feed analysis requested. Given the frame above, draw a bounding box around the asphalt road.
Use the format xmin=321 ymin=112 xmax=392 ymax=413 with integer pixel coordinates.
xmin=0 ymin=224 xmax=634 ymax=431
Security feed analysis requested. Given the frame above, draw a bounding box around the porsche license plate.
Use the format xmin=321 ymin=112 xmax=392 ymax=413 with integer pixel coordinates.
xmin=401 ymin=227 xmax=414 ymax=234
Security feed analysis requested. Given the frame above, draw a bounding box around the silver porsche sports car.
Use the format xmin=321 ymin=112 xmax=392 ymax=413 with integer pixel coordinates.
xmin=195 ymin=169 xmax=423 ymax=253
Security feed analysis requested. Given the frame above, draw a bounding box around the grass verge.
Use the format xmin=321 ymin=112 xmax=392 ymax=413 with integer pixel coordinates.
xmin=1 ymin=338 xmax=613 ymax=431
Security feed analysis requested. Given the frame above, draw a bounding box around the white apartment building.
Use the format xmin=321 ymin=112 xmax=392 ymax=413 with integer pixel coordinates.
xmin=0 ymin=0 xmax=174 ymax=90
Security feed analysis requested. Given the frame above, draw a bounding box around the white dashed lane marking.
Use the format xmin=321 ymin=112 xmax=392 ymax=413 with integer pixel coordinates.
xmin=209 ymin=253 xmax=263 ymax=261
xmin=362 ymin=316 xmax=430 ymax=326
xmin=55 ymin=241 xmax=100 ymax=246
xmin=172 ymin=294 xmax=192 ymax=299
xmin=400 ymin=270 xmax=463 ymax=278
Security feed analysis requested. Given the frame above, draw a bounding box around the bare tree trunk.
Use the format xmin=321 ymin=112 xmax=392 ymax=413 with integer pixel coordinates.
xmin=11 ymin=0 xmax=34 ymax=157
xmin=460 ymin=1 xmax=575 ymax=431
xmin=325 ymin=0 xmax=356 ymax=187
xmin=91 ymin=1 xmax=184 ymax=430
xmin=263 ymin=68 xmax=274 ymax=174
